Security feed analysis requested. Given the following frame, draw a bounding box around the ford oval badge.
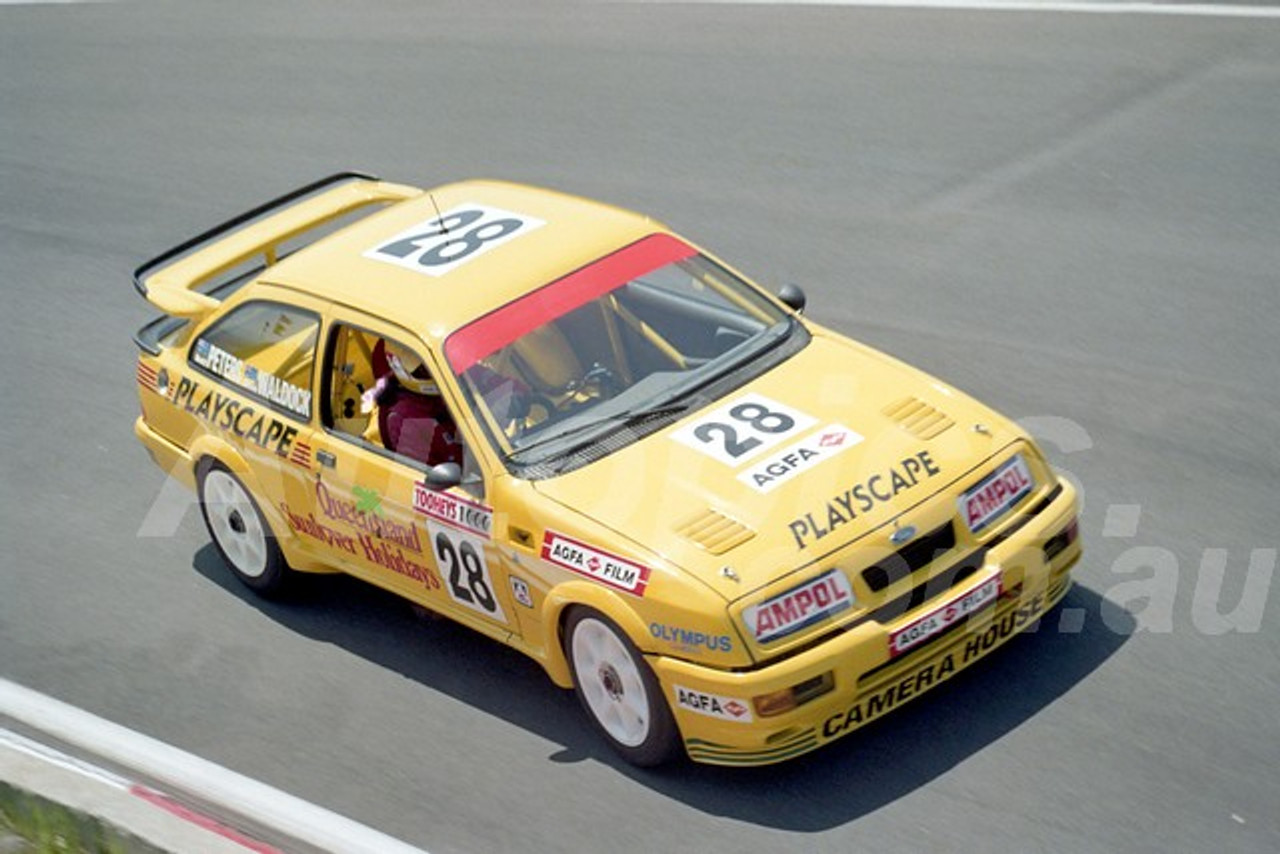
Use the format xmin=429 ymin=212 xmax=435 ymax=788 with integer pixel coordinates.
xmin=890 ymin=524 xmax=918 ymax=546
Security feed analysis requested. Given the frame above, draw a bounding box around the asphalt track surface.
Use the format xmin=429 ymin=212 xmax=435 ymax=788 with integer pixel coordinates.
xmin=2 ymin=1 xmax=1278 ymax=852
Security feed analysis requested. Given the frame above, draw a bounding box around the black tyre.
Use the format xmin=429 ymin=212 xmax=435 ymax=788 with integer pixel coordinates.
xmin=565 ymin=608 xmax=681 ymax=767
xmin=197 ymin=462 xmax=291 ymax=596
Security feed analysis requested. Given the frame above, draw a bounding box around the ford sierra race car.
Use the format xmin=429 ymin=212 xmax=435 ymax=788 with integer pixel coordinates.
xmin=133 ymin=172 xmax=1081 ymax=766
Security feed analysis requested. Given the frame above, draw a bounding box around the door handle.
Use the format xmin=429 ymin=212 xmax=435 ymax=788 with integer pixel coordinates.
xmin=316 ymin=450 xmax=337 ymax=468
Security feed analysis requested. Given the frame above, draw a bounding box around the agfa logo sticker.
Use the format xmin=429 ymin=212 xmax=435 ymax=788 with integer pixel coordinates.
xmin=674 ymin=686 xmax=754 ymax=723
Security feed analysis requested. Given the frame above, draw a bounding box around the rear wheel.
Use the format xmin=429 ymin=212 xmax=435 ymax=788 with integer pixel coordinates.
xmin=565 ymin=608 xmax=680 ymax=766
xmin=198 ymin=463 xmax=290 ymax=596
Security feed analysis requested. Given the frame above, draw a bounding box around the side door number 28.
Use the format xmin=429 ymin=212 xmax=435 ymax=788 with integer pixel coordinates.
xmin=428 ymin=523 xmax=507 ymax=623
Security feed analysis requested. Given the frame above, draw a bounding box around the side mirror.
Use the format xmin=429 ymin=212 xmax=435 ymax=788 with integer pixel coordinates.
xmin=777 ymin=284 xmax=807 ymax=314
xmin=423 ymin=461 xmax=463 ymax=491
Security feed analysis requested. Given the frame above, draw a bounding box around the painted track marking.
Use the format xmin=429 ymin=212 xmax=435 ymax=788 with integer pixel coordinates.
xmin=1 ymin=678 xmax=430 ymax=854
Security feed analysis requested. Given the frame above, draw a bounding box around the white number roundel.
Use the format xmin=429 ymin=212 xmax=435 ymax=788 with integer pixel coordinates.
xmin=365 ymin=203 xmax=544 ymax=277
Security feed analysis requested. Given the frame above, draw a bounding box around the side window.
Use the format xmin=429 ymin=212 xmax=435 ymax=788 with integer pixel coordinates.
xmin=324 ymin=323 xmax=470 ymax=476
xmin=325 ymin=324 xmax=384 ymax=439
xmin=190 ymin=301 xmax=318 ymax=421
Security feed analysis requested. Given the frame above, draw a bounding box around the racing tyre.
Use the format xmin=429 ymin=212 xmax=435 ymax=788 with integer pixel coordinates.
xmin=566 ymin=608 xmax=681 ymax=766
xmin=198 ymin=462 xmax=291 ymax=596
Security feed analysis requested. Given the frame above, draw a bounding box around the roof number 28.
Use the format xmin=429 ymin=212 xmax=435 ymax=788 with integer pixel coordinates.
xmin=365 ymin=204 xmax=545 ymax=277
xmin=693 ymin=402 xmax=796 ymax=459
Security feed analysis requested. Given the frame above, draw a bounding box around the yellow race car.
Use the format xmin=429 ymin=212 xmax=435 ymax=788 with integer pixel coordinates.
xmin=133 ymin=172 xmax=1080 ymax=766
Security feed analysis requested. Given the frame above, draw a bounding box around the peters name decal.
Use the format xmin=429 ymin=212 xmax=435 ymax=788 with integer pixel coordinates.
xmin=193 ymin=338 xmax=312 ymax=419
xmin=788 ymin=450 xmax=941 ymax=549
xmin=541 ymin=532 xmax=651 ymax=597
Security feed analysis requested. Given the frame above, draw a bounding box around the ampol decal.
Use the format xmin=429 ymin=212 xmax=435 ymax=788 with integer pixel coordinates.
xmin=961 ymin=455 xmax=1034 ymax=533
xmin=744 ymin=569 xmax=854 ymax=643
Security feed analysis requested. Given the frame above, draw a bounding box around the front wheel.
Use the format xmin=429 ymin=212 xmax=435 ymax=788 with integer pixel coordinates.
xmin=565 ymin=608 xmax=681 ymax=767
xmin=197 ymin=462 xmax=291 ymax=596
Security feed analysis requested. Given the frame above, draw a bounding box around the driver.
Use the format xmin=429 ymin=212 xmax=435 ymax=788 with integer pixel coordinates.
xmin=373 ymin=340 xmax=462 ymax=467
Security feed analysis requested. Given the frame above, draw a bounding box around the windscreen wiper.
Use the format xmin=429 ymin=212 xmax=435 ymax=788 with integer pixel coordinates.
xmin=505 ymin=399 xmax=697 ymax=465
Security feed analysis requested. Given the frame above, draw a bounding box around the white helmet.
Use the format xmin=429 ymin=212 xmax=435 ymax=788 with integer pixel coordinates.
xmin=384 ymin=341 xmax=441 ymax=396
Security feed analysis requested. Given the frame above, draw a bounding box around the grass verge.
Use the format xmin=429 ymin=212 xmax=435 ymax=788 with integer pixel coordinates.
xmin=0 ymin=782 xmax=162 ymax=854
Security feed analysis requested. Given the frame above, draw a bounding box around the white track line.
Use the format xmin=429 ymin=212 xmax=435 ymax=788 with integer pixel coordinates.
xmin=1 ymin=678 xmax=429 ymax=854
xmin=652 ymin=0 xmax=1280 ymax=19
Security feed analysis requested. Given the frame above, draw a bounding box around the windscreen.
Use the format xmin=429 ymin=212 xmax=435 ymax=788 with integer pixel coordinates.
xmin=444 ymin=234 xmax=796 ymax=471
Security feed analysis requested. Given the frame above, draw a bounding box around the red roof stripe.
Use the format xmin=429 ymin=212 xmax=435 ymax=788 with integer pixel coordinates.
xmin=444 ymin=233 xmax=695 ymax=372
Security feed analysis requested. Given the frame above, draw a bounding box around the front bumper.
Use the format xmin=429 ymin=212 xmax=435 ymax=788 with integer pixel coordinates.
xmin=650 ymin=476 xmax=1081 ymax=765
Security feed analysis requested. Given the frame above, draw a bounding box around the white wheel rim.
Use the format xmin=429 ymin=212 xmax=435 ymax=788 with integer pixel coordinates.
xmin=572 ymin=617 xmax=651 ymax=748
xmin=203 ymin=470 xmax=269 ymax=579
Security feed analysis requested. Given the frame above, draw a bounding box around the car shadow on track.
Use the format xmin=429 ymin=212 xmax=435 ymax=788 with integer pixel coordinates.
xmin=623 ymin=583 xmax=1135 ymax=829
xmin=193 ymin=546 xmax=1132 ymax=830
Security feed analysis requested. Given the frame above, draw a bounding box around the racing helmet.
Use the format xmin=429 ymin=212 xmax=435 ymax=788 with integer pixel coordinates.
xmin=384 ymin=340 xmax=441 ymax=396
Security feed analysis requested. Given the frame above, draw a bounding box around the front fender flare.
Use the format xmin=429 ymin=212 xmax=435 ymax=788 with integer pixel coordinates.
xmin=540 ymin=581 xmax=655 ymax=689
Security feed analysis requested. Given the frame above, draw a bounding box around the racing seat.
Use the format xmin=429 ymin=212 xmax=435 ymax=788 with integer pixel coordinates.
xmin=504 ymin=323 xmax=584 ymax=395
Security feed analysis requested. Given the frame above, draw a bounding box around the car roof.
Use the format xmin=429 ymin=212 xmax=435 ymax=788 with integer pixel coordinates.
xmin=261 ymin=179 xmax=664 ymax=352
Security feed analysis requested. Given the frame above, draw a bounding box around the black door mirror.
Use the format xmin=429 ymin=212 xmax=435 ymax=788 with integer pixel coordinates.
xmin=777 ymin=284 xmax=807 ymax=314
xmin=423 ymin=461 xmax=463 ymax=490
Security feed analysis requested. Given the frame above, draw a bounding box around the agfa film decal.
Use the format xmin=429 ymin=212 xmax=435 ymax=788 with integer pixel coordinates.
xmin=737 ymin=424 xmax=864 ymax=493
xmin=192 ymin=338 xmax=312 ymax=419
xmin=744 ymin=569 xmax=854 ymax=644
xmin=889 ymin=572 xmax=1001 ymax=658
xmin=364 ymin=203 xmax=545 ymax=278
xmin=541 ymin=531 xmax=652 ymax=597
xmin=668 ymin=393 xmax=816 ymax=467
xmin=674 ymin=686 xmax=754 ymax=723
xmin=413 ymin=486 xmax=493 ymax=539
xmin=960 ymin=454 xmax=1035 ymax=533
xmin=822 ymin=590 xmax=1049 ymax=739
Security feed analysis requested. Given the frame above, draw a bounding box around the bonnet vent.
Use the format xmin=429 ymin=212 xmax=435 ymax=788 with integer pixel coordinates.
xmin=882 ymin=396 xmax=955 ymax=440
xmin=676 ymin=509 xmax=756 ymax=555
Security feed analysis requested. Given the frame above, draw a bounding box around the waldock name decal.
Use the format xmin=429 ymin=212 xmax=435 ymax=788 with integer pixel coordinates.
xmin=192 ymin=338 xmax=312 ymax=419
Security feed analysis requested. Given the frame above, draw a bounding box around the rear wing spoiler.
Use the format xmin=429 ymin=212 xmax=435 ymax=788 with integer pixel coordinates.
xmin=132 ymin=171 xmax=420 ymax=318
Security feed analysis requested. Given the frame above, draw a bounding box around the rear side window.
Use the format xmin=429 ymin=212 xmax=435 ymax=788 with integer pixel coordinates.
xmin=190 ymin=301 xmax=319 ymax=421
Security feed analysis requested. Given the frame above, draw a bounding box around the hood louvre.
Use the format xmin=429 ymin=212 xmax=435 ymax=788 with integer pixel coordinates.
xmin=676 ymin=509 xmax=756 ymax=555
xmin=882 ymin=396 xmax=955 ymax=439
